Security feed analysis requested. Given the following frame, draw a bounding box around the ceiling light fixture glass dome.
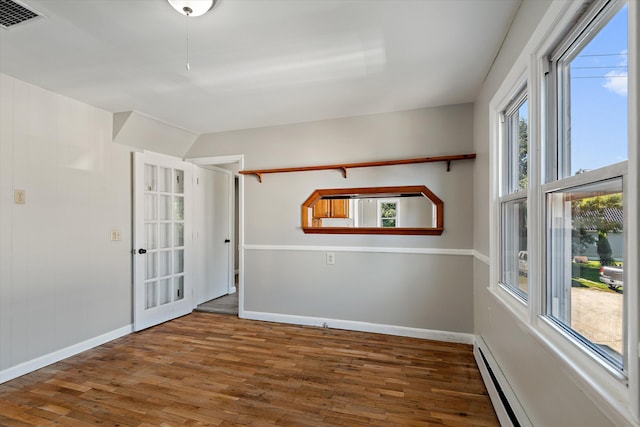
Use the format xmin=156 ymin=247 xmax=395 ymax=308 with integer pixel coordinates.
xmin=168 ymin=0 xmax=217 ymax=17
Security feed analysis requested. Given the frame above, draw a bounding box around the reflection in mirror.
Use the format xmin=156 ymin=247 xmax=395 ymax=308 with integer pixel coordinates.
xmin=302 ymin=186 xmax=443 ymax=235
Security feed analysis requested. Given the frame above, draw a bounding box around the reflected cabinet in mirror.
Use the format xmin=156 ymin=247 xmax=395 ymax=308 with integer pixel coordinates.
xmin=302 ymin=185 xmax=443 ymax=235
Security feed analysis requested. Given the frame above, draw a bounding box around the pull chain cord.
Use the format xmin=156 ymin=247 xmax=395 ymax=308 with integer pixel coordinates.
xmin=184 ymin=7 xmax=191 ymax=71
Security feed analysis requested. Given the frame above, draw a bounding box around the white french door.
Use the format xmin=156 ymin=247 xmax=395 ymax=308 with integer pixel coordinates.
xmin=133 ymin=151 xmax=193 ymax=331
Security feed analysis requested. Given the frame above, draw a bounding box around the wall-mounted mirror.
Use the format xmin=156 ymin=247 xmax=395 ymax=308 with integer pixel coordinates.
xmin=302 ymin=185 xmax=443 ymax=235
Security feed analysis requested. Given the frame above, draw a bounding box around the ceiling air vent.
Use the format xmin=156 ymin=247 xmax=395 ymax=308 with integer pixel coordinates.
xmin=0 ymin=0 xmax=42 ymax=29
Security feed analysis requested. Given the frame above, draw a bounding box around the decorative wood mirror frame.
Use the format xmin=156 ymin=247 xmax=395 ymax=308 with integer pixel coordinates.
xmin=302 ymin=185 xmax=444 ymax=235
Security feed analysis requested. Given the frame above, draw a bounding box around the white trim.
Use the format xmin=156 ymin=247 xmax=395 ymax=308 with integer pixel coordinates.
xmin=243 ymin=244 xmax=473 ymax=256
xmin=0 ymin=325 xmax=133 ymax=384
xmin=238 ymin=157 xmax=245 ymax=318
xmin=129 ymin=110 xmax=198 ymax=137
xmin=474 ymin=337 xmax=533 ymax=427
xmin=540 ymin=161 xmax=628 ymax=193
xmin=186 ymin=154 xmax=245 ymax=318
xmin=626 ymin=0 xmax=639 ymax=421
xmin=473 ymin=250 xmax=491 ymax=265
xmin=186 ymin=155 xmax=243 ymax=166
xmin=241 ymin=311 xmax=474 ymax=345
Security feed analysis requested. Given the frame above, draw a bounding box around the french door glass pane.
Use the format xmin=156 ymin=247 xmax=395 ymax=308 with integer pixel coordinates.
xmin=159 ymin=195 xmax=171 ymax=220
xmin=547 ymin=178 xmax=624 ymax=366
xmin=174 ymin=250 xmax=184 ymax=273
xmin=145 ymin=282 xmax=157 ymax=309
xmin=159 ymin=167 xmax=172 ymax=193
xmin=158 ymin=251 xmax=171 ymax=277
xmin=145 ymin=194 xmax=157 ymax=221
xmin=159 ymin=279 xmax=172 ymax=305
xmin=159 ymin=223 xmax=171 ymax=248
xmin=175 ymin=276 xmax=184 ymax=301
xmin=145 ymin=223 xmax=157 ymax=250
xmin=144 ymin=164 xmax=157 ymax=192
xmin=146 ymin=252 xmax=157 ymax=280
xmin=500 ymin=199 xmax=528 ymax=298
xmin=174 ymin=196 xmax=184 ymax=220
xmin=174 ymin=223 xmax=184 ymax=247
xmin=175 ymin=169 xmax=184 ymax=194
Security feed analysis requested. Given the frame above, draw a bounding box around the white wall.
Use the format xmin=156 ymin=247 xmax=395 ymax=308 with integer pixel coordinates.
xmin=473 ymin=1 xmax=626 ymax=426
xmin=187 ymin=104 xmax=476 ymax=335
xmin=0 ymin=74 xmax=133 ymax=377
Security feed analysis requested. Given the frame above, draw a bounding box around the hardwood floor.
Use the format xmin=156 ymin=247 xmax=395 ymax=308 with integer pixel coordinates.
xmin=0 ymin=313 xmax=498 ymax=426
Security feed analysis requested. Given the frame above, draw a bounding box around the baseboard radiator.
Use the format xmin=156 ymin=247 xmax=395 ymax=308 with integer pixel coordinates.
xmin=474 ymin=339 xmax=532 ymax=427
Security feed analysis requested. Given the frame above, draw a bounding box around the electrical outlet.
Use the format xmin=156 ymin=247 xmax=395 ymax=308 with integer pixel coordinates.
xmin=110 ymin=230 xmax=121 ymax=241
xmin=326 ymin=252 xmax=335 ymax=265
xmin=14 ymin=189 xmax=26 ymax=205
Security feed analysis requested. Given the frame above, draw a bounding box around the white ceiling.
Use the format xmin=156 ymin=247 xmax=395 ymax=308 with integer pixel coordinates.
xmin=0 ymin=0 xmax=520 ymax=135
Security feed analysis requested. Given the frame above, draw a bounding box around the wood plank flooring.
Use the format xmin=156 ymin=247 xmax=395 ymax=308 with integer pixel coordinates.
xmin=0 ymin=313 xmax=498 ymax=426
xmin=195 ymin=294 xmax=239 ymax=315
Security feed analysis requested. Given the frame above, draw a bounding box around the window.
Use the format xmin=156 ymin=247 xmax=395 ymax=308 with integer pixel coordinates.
xmin=491 ymin=0 xmax=636 ymax=420
xmin=499 ymin=89 xmax=529 ymax=300
xmin=378 ymin=199 xmax=399 ymax=228
xmin=545 ymin=1 xmax=627 ymax=370
xmin=547 ymin=179 xmax=624 ymax=366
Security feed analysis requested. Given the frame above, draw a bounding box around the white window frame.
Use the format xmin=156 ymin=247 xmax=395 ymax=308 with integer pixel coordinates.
xmin=543 ymin=0 xmax=628 ymax=373
xmin=377 ymin=198 xmax=399 ymax=228
xmin=498 ymin=87 xmax=529 ymax=302
xmin=489 ymin=0 xmax=639 ymax=424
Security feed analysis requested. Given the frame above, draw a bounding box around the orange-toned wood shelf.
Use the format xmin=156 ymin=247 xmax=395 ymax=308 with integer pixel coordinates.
xmin=239 ymin=153 xmax=476 ymax=183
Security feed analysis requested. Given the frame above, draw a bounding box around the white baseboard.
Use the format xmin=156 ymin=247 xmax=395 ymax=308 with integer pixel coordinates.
xmin=241 ymin=310 xmax=474 ymax=344
xmin=473 ymin=337 xmax=532 ymax=427
xmin=0 ymin=324 xmax=133 ymax=384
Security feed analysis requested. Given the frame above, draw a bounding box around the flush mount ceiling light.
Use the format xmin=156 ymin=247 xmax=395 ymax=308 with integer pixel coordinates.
xmin=168 ymin=0 xmax=216 ymax=17
xmin=168 ymin=0 xmax=218 ymax=70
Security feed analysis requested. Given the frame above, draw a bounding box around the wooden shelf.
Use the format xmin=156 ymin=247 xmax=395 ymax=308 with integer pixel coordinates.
xmin=239 ymin=153 xmax=476 ymax=183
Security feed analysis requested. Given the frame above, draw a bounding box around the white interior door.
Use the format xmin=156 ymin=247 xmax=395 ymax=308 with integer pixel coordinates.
xmin=133 ymin=151 xmax=193 ymax=331
xmin=212 ymin=168 xmax=232 ymax=298
xmin=194 ymin=166 xmax=232 ymax=304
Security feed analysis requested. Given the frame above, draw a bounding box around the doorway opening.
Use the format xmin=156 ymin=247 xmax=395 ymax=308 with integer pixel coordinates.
xmin=186 ymin=155 xmax=243 ymax=317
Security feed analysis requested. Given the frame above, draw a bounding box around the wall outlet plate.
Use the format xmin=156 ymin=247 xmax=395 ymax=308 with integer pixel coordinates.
xmin=326 ymin=252 xmax=335 ymax=265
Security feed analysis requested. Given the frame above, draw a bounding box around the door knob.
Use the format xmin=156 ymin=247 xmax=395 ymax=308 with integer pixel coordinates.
xmin=138 ymin=248 xmax=147 ymax=254
xmin=224 ymin=239 xmax=231 ymax=243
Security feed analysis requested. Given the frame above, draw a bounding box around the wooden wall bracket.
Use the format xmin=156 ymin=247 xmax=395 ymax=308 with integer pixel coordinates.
xmin=239 ymin=153 xmax=476 ymax=183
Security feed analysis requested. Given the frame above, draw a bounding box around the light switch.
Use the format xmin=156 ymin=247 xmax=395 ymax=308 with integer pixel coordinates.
xmin=14 ymin=189 xmax=26 ymax=205
xmin=110 ymin=230 xmax=122 ymax=241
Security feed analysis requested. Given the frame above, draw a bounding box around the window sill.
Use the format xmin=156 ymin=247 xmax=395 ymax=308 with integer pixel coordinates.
xmin=489 ymin=284 xmax=529 ymax=321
